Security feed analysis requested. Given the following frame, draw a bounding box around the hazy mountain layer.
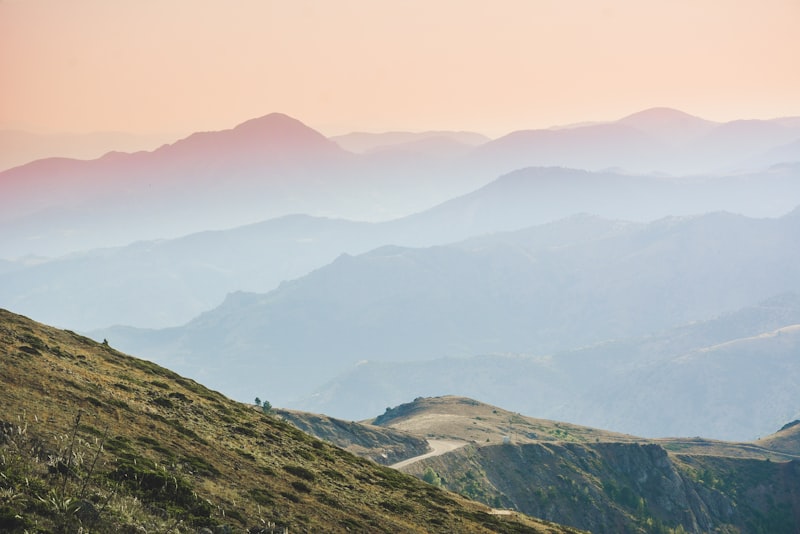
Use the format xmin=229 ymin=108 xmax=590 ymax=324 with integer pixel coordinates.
xmin=92 ymin=210 xmax=800 ymax=441
xmin=2 ymin=108 xmax=800 ymax=259
xmin=302 ymin=293 xmax=800 ymax=441
xmin=5 ymin=162 xmax=800 ymax=331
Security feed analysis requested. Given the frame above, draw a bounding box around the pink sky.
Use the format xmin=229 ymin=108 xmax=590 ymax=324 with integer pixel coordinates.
xmin=2 ymin=0 xmax=799 ymax=137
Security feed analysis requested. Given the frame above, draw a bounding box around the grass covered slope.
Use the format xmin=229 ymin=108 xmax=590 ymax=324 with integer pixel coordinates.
xmin=0 ymin=309 xmax=580 ymax=533
xmin=371 ymin=396 xmax=640 ymax=445
xmin=755 ymin=420 xmax=800 ymax=456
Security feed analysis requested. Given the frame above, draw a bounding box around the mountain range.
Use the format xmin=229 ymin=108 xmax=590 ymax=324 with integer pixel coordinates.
xmin=3 ymin=107 xmax=800 ymax=445
xmin=300 ymin=293 xmax=800 ymax=441
xmin=3 ymin=162 xmax=800 ymax=331
xmin=2 ymin=107 xmax=800 ymax=259
xmin=91 ymin=209 xmax=800 ymax=440
xmin=4 ymin=105 xmax=800 ymax=531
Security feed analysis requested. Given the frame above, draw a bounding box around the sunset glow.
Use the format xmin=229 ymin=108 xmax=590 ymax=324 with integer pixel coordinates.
xmin=2 ymin=0 xmax=798 ymax=137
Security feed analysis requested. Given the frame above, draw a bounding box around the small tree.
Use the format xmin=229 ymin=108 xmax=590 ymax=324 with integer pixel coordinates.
xmin=421 ymin=467 xmax=442 ymax=487
xmin=261 ymin=400 xmax=273 ymax=414
xmin=254 ymin=397 xmax=262 ymax=407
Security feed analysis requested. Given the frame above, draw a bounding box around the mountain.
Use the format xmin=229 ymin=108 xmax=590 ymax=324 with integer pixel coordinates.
xmin=0 ymin=308 xmax=575 ymax=533
xmin=376 ymin=396 xmax=800 ymax=534
xmin=6 ymin=160 xmax=800 ymax=331
xmin=468 ymin=109 xmax=800 ymax=175
xmin=2 ymin=113 xmax=497 ymax=259
xmin=0 ymin=215 xmax=385 ymax=330
xmin=92 ymin=210 xmax=800 ymax=438
xmin=747 ymin=138 xmax=800 ymax=169
xmin=0 ymin=113 xmax=347 ymax=220
xmin=616 ymin=107 xmax=717 ymax=142
xmin=756 ymin=420 xmax=800 ymax=455
xmin=393 ymin=164 xmax=800 ymax=242
xmin=469 ymin=122 xmax=667 ymax=175
xmin=300 ymin=293 xmax=800 ymax=441
xmin=4 ymin=108 xmax=800 ymax=259
xmin=0 ymin=114 xmax=369 ymax=258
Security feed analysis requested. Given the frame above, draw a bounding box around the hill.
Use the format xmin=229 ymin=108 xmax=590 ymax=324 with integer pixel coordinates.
xmin=0 ymin=308 xmax=578 ymax=533
xmin=755 ymin=421 xmax=800 ymax=456
xmin=371 ymin=396 xmax=638 ymax=446
xmin=376 ymin=397 xmax=800 ymax=534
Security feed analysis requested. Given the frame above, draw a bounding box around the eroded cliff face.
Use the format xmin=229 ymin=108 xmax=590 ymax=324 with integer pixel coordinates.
xmin=406 ymin=441 xmax=800 ymax=534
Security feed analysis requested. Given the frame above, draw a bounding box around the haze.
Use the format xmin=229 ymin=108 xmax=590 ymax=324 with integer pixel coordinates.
xmin=2 ymin=0 xmax=799 ymax=138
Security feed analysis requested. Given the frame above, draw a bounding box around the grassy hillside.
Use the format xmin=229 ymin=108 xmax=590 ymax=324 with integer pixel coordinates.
xmin=754 ymin=420 xmax=800 ymax=455
xmin=0 ymin=309 xmax=580 ymax=533
xmin=371 ymin=396 xmax=640 ymax=445
xmin=377 ymin=397 xmax=800 ymax=534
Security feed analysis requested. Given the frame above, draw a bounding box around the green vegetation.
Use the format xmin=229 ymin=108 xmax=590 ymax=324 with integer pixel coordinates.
xmin=421 ymin=467 xmax=443 ymax=487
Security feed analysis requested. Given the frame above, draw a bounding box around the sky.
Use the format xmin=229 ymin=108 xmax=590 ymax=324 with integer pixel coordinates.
xmin=2 ymin=0 xmax=799 ymax=138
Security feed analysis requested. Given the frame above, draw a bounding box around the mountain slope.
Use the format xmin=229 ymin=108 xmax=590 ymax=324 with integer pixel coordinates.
xmin=756 ymin=421 xmax=800 ymax=455
xmin=0 ymin=308 xmax=577 ymax=533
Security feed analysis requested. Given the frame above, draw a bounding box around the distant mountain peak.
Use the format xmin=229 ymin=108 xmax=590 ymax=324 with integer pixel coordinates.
xmin=226 ymin=112 xmax=333 ymax=146
xmin=620 ymin=107 xmax=706 ymax=122
xmin=157 ymin=111 xmax=343 ymax=160
xmin=617 ymin=107 xmax=717 ymax=142
xmin=234 ymin=112 xmax=316 ymax=134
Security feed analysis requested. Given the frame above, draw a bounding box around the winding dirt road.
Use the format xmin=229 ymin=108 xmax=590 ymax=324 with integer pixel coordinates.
xmin=390 ymin=439 xmax=467 ymax=469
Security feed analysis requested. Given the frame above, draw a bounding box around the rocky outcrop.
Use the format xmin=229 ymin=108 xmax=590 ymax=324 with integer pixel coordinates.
xmin=405 ymin=441 xmax=800 ymax=533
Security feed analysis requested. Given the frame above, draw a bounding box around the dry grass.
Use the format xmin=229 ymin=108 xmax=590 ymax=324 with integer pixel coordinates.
xmin=372 ymin=396 xmax=800 ymax=462
xmin=0 ymin=309 xmax=582 ymax=533
xmin=372 ymin=396 xmax=642 ymax=446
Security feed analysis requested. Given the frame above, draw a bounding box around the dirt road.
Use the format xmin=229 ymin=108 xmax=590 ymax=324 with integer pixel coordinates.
xmin=390 ymin=439 xmax=467 ymax=469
